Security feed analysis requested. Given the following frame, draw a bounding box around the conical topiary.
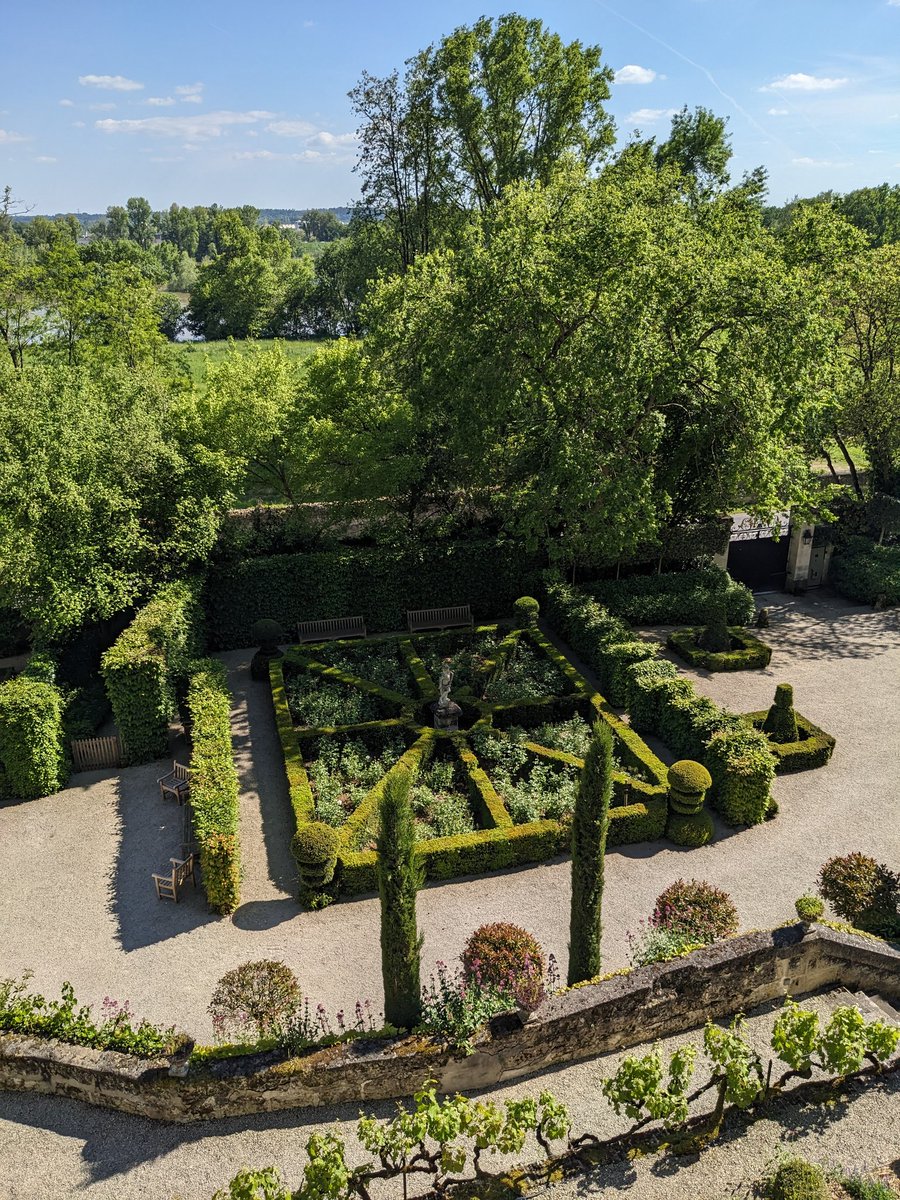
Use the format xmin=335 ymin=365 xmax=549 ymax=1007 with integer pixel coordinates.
xmin=762 ymin=682 xmax=799 ymax=744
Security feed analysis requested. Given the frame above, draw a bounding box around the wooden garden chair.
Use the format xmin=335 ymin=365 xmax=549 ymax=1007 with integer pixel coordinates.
xmin=152 ymin=854 xmax=197 ymax=902
xmin=157 ymin=761 xmax=191 ymax=804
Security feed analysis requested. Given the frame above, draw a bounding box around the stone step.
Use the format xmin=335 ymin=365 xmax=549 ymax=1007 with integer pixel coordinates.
xmin=829 ymin=988 xmax=900 ymax=1026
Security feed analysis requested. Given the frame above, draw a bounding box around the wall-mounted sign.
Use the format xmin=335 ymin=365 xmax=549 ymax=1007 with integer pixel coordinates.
xmin=729 ymin=511 xmax=791 ymax=542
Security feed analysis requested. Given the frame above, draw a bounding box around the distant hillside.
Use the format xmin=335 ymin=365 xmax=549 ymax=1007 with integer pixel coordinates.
xmin=14 ymin=206 xmax=353 ymax=227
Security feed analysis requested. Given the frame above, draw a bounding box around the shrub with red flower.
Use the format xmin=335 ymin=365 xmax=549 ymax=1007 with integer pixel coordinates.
xmin=461 ymin=922 xmax=546 ymax=1010
xmin=652 ymin=879 xmax=739 ymax=945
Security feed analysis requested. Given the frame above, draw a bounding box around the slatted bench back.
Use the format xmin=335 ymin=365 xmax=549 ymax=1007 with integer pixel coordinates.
xmin=407 ymin=605 xmax=473 ymax=633
xmin=296 ymin=615 xmax=367 ymax=643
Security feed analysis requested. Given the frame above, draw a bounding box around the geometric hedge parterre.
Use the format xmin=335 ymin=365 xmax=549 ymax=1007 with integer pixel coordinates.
xmin=270 ymin=622 xmax=672 ymax=897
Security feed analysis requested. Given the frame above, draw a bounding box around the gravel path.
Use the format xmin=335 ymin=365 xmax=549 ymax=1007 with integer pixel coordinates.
xmin=0 ymin=989 xmax=897 ymax=1199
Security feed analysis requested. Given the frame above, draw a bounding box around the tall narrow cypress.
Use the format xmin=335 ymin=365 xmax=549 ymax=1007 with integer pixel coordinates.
xmin=377 ymin=766 xmax=424 ymax=1028
xmin=567 ymin=723 xmax=613 ymax=986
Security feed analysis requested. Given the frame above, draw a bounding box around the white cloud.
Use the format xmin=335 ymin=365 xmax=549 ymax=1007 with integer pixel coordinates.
xmin=95 ymin=110 xmax=275 ymax=139
xmin=792 ymin=155 xmax=851 ymax=166
xmin=308 ymin=130 xmax=356 ymax=147
xmin=58 ymin=98 xmax=74 ymax=107
xmin=72 ymin=121 xmax=86 ymax=128
xmin=175 ymin=82 xmax=204 ymax=103
xmin=266 ymin=119 xmax=317 ymax=137
xmin=626 ymin=107 xmax=678 ymax=124
xmin=767 ymin=107 xmax=789 ymax=115
xmin=234 ymin=149 xmax=279 ymax=160
xmin=78 ymin=73 xmax=143 ymax=91
xmin=762 ymin=73 xmax=848 ymax=92
xmin=146 ymin=96 xmax=176 ymax=107
xmin=889 ymin=1 xmax=900 ymax=7
xmin=0 ymin=129 xmax=28 ymax=144
xmin=33 ymin=155 xmax=57 ymax=163
xmin=614 ymin=64 xmax=659 ymax=85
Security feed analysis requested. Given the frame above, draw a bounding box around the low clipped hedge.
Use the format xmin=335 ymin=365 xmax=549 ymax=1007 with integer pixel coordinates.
xmin=583 ymin=568 xmax=755 ymax=627
xmin=102 ymin=581 xmax=204 ymax=764
xmin=0 ymin=653 xmax=68 ymax=801
xmin=830 ymin=535 xmax=900 ymax=608
xmin=745 ymin=712 xmax=836 ymax=774
xmin=204 ymin=538 xmax=543 ymax=649
xmin=666 ymin=627 xmax=772 ymax=671
xmin=269 ymin=624 xmax=672 ymax=898
xmin=624 ymin=654 xmax=775 ymax=827
xmin=542 ymin=580 xmax=659 ymax=706
xmin=186 ymin=659 xmax=241 ymax=914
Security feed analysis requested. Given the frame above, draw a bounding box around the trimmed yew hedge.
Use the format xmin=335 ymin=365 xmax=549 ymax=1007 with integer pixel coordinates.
xmin=746 ymin=711 xmax=836 ymax=774
xmin=667 ymin=627 xmax=772 ymax=671
xmin=102 ymin=581 xmax=204 ymax=764
xmin=186 ymin=659 xmax=241 ymax=914
xmin=0 ymin=653 xmax=68 ymax=801
xmin=583 ymin=568 xmax=755 ymax=627
xmin=205 ymin=539 xmax=543 ymax=649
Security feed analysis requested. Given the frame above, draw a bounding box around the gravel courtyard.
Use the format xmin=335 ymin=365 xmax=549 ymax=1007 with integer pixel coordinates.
xmin=0 ymin=591 xmax=899 ymax=1197
xmin=0 ymin=593 xmax=898 ymax=1041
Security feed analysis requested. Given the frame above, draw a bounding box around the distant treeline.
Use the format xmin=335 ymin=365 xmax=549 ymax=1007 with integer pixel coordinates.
xmin=763 ymin=183 xmax=900 ymax=248
xmin=13 ymin=206 xmax=352 ymax=229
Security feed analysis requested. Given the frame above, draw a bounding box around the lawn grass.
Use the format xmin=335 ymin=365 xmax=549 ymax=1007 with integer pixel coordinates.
xmin=174 ymin=338 xmax=329 ymax=386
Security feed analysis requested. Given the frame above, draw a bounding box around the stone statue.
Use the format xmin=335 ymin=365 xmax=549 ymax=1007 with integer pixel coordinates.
xmin=438 ymin=659 xmax=454 ymax=707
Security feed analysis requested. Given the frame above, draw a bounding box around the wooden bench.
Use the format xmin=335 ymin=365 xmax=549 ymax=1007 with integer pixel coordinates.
xmin=157 ymin=761 xmax=191 ymax=805
xmin=152 ymin=854 xmax=197 ymax=902
xmin=407 ymin=605 xmax=473 ymax=633
xmin=296 ymin=615 xmax=367 ymax=643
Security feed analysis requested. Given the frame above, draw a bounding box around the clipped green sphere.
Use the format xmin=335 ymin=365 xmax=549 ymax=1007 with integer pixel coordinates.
xmin=667 ymin=760 xmax=712 ymax=795
xmin=513 ymin=596 xmax=540 ymax=629
xmin=252 ymin=618 xmax=286 ymax=649
xmin=291 ymin=821 xmax=339 ymax=866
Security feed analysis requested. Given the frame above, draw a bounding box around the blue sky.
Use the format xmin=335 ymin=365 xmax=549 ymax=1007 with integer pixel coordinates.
xmin=1 ymin=0 xmax=898 ymax=213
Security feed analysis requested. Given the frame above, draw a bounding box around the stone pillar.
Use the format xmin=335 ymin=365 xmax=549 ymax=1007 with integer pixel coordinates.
xmin=785 ymin=522 xmax=814 ymax=592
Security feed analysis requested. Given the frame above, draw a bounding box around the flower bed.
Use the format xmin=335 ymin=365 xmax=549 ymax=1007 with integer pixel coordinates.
xmin=271 ymin=622 xmax=669 ymax=896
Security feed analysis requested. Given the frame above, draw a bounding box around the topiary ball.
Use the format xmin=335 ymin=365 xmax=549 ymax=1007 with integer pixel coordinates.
xmin=667 ymin=760 xmax=712 ymax=814
xmin=770 ymin=1157 xmax=829 ymax=1200
xmin=794 ymin=895 xmax=824 ymax=924
xmin=291 ymin=821 xmax=339 ymax=889
xmin=252 ymin=619 xmax=286 ymax=652
xmin=666 ymin=809 xmax=714 ymax=848
xmin=513 ymin=596 xmax=540 ymax=629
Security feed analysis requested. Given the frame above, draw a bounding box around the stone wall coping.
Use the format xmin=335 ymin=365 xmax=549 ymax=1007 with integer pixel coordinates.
xmin=1 ymin=923 xmax=898 ymax=1121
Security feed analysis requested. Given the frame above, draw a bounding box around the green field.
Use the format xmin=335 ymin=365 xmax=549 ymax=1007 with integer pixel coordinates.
xmin=174 ymin=338 xmax=329 ymax=385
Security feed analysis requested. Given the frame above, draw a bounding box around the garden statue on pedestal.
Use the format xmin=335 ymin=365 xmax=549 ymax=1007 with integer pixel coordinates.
xmin=432 ymin=659 xmax=461 ymax=731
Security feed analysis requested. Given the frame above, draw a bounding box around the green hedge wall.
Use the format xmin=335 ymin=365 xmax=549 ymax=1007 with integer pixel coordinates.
xmin=0 ymin=653 xmax=68 ymax=801
xmin=204 ymin=539 xmax=543 ymax=649
xmin=186 ymin=659 xmax=241 ymax=914
xmin=102 ymin=581 xmax=204 ymax=764
xmin=830 ymin=536 xmax=900 ymax=608
xmin=543 ymin=581 xmax=774 ymax=826
xmin=541 ymin=579 xmax=659 ymax=706
xmin=583 ymin=568 xmax=755 ymax=627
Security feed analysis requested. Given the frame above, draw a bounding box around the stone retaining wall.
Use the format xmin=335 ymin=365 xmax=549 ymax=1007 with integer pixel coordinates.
xmin=1 ymin=925 xmax=897 ymax=1122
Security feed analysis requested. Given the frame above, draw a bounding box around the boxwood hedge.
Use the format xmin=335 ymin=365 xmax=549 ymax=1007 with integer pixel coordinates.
xmin=583 ymin=568 xmax=755 ymax=627
xmin=102 ymin=581 xmax=204 ymax=764
xmin=830 ymin=536 xmax=900 ymax=608
xmin=0 ymin=653 xmax=68 ymax=801
xmin=186 ymin=659 xmax=241 ymax=914
xmin=745 ymin=711 xmax=836 ymax=774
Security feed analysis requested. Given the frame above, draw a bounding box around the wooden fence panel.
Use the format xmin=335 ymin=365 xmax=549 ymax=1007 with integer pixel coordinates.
xmin=70 ymin=735 xmax=124 ymax=771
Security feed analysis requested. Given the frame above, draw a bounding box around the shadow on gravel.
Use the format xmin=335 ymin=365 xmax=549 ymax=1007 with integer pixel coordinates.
xmin=231 ymin=897 xmax=300 ymax=931
xmin=109 ymin=766 xmax=215 ymax=952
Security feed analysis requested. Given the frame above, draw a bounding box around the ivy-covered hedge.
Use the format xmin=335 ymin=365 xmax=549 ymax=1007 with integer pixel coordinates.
xmin=0 ymin=653 xmax=68 ymax=801
xmin=541 ymin=580 xmax=659 ymax=706
xmin=186 ymin=660 xmax=241 ymax=914
xmin=666 ymin=627 xmax=772 ymax=672
xmin=745 ymin=712 xmax=836 ymax=774
xmin=102 ymin=581 xmax=204 ymax=764
xmin=582 ymin=568 xmax=755 ymax=627
xmin=830 ymin=536 xmax=900 ymax=608
xmin=204 ymin=539 xmax=543 ymax=649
